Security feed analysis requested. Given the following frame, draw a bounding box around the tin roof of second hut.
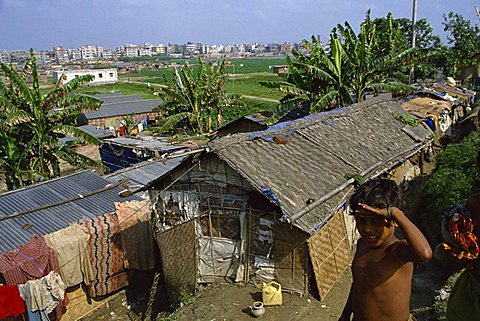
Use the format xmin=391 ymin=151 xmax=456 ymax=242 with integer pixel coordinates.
xmin=106 ymin=157 xmax=186 ymax=190
xmin=208 ymin=95 xmax=433 ymax=233
xmin=0 ymin=170 xmax=142 ymax=253
xmin=83 ymin=94 xmax=163 ymax=119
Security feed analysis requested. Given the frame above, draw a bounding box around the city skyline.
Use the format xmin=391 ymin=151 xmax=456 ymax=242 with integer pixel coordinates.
xmin=0 ymin=0 xmax=479 ymax=51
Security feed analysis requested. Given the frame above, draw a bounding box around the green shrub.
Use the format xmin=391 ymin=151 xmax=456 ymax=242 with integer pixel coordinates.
xmin=422 ymin=129 xmax=480 ymax=216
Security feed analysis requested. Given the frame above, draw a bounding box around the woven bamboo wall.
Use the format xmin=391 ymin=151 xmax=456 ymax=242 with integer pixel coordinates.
xmin=308 ymin=208 xmax=351 ymax=300
xmin=273 ymin=223 xmax=309 ymax=296
xmin=155 ymin=220 xmax=197 ymax=296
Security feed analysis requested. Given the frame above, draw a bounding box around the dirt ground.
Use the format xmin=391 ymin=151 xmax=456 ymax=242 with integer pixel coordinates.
xmin=172 ymin=271 xmax=352 ymax=321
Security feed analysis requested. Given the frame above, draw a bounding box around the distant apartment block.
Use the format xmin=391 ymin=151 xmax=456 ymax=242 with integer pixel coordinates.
xmin=53 ymin=46 xmax=68 ymax=63
xmin=81 ymin=45 xmax=102 ymax=60
xmin=124 ymin=44 xmax=139 ymax=57
xmin=52 ymin=68 xmax=118 ymax=85
xmin=0 ymin=51 xmax=8 ymax=63
xmin=9 ymin=50 xmax=29 ymax=64
xmin=153 ymin=44 xmax=167 ymax=55
xmin=280 ymin=42 xmax=293 ymax=54
xmin=68 ymin=48 xmax=82 ymax=61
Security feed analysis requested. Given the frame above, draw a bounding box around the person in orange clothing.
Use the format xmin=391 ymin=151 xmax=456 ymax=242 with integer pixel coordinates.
xmin=443 ymin=193 xmax=480 ymax=321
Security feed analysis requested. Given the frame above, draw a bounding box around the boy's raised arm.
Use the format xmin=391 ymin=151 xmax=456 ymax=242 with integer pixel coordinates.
xmin=358 ymin=203 xmax=432 ymax=262
xmin=390 ymin=207 xmax=432 ymax=263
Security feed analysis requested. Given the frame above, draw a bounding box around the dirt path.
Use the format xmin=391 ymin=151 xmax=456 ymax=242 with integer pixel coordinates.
xmin=171 ymin=261 xmax=441 ymax=321
xmin=174 ymin=270 xmax=352 ymax=321
xmin=242 ymin=95 xmax=278 ymax=103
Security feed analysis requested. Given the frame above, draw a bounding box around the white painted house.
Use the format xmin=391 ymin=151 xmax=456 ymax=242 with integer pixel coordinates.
xmin=52 ymin=69 xmax=118 ymax=85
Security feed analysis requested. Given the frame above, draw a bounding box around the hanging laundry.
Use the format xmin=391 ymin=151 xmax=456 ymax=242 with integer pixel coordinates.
xmin=45 ymin=223 xmax=94 ymax=287
xmin=18 ymin=283 xmax=48 ymax=321
xmin=0 ymin=285 xmax=26 ymax=319
xmin=82 ymin=213 xmax=128 ymax=297
xmin=24 ymin=271 xmax=65 ymax=314
xmin=0 ymin=235 xmax=60 ymax=285
xmin=115 ymin=200 xmax=155 ymax=270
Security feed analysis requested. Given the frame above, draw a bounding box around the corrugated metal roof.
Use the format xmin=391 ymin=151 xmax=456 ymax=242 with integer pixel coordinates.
xmin=102 ymin=137 xmax=189 ymax=152
xmin=208 ymin=96 xmax=433 ymax=233
xmin=83 ymin=94 xmax=162 ymax=119
xmin=60 ymin=124 xmax=114 ymax=143
xmin=103 ymin=137 xmax=188 ymax=152
xmin=0 ymin=170 xmax=142 ymax=253
xmin=77 ymin=124 xmax=115 ymax=139
xmin=105 ymin=157 xmax=185 ymax=190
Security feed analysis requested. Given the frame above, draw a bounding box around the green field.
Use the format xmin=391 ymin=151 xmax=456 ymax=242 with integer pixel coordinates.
xmin=225 ymin=73 xmax=284 ymax=100
xmin=117 ymin=57 xmax=288 ymax=100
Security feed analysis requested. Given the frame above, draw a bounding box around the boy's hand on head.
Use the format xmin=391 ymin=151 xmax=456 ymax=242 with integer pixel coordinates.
xmin=356 ymin=203 xmax=400 ymax=220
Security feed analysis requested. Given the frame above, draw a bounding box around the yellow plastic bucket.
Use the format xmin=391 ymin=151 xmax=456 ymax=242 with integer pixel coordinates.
xmin=262 ymin=281 xmax=282 ymax=306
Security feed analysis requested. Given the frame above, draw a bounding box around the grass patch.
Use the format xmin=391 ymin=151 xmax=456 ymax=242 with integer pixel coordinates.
xmin=76 ymin=82 xmax=157 ymax=99
xmin=223 ymin=98 xmax=276 ymax=124
xmin=223 ymin=57 xmax=288 ymax=74
xmin=225 ymin=73 xmax=284 ymax=99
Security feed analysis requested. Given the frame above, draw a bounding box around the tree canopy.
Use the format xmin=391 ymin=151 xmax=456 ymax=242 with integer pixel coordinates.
xmin=441 ymin=12 xmax=480 ymax=78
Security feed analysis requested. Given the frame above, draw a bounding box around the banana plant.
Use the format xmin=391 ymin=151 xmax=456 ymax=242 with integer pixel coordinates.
xmin=260 ymin=12 xmax=426 ymax=122
xmin=152 ymin=58 xmax=241 ymax=135
xmin=0 ymin=49 xmax=102 ymax=190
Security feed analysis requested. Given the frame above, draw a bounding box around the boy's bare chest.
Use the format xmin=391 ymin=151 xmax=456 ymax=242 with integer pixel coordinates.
xmin=352 ymin=248 xmax=411 ymax=288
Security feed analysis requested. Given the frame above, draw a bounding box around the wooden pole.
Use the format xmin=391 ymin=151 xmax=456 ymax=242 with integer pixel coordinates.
xmin=409 ymin=0 xmax=418 ymax=84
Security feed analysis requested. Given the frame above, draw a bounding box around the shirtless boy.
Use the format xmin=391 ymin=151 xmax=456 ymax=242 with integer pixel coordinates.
xmin=339 ymin=179 xmax=432 ymax=321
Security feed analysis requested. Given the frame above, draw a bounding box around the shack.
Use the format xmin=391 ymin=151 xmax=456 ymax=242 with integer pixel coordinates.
xmin=141 ymin=95 xmax=435 ymax=300
xmin=213 ymin=113 xmax=268 ymax=139
xmin=80 ymin=94 xmax=162 ymax=130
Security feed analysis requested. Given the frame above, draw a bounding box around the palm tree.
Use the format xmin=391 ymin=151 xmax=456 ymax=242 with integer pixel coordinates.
xmin=0 ymin=49 xmax=102 ymax=190
xmin=153 ymin=58 xmax=240 ymax=135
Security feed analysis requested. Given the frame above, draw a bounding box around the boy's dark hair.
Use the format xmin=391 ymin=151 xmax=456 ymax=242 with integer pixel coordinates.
xmin=349 ymin=178 xmax=401 ymax=213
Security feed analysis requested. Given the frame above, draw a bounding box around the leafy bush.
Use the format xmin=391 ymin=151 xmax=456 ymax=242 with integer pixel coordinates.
xmin=422 ymin=129 xmax=480 ymax=216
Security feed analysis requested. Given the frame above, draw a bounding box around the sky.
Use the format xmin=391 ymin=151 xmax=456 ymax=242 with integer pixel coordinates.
xmin=0 ymin=0 xmax=479 ymax=51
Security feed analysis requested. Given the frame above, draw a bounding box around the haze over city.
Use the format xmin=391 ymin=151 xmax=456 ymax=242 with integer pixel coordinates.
xmin=0 ymin=0 xmax=479 ymax=51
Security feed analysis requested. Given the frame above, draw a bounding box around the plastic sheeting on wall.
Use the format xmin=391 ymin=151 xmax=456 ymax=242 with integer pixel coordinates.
xmin=197 ymin=236 xmax=243 ymax=284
